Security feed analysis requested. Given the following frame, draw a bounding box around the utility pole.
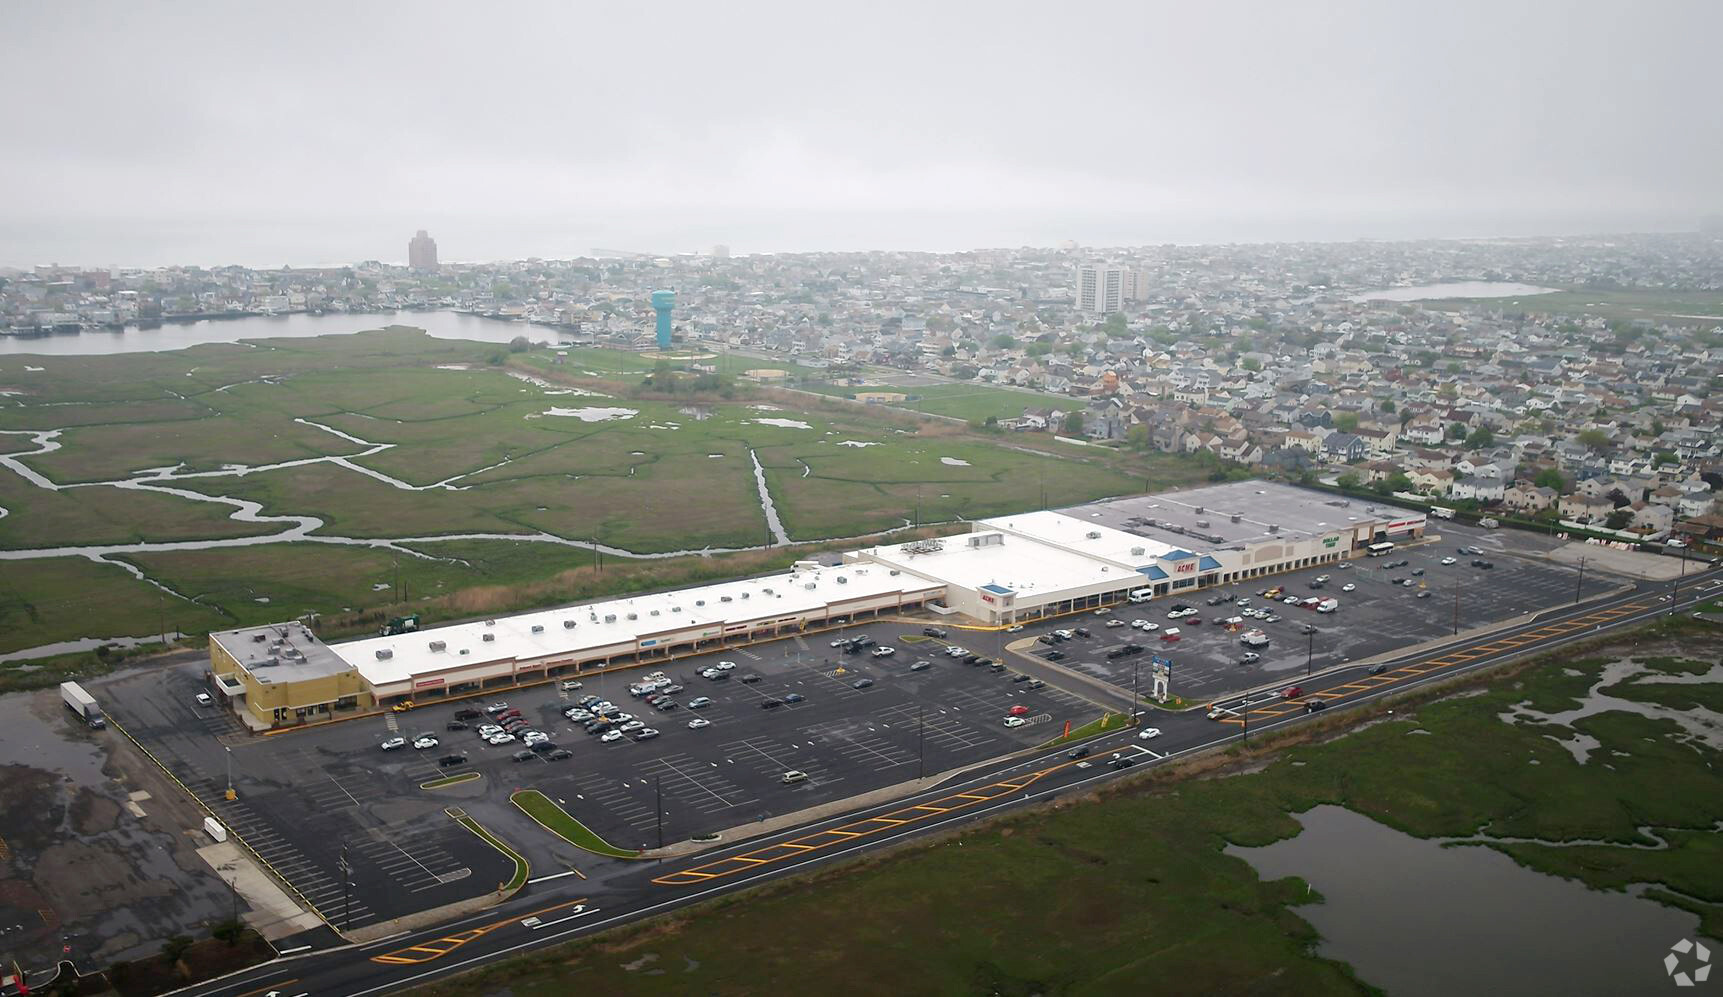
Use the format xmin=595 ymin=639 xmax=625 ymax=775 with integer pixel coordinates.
xmin=1670 ymin=543 xmax=1689 ymax=615
xmin=228 ymin=876 xmax=238 ymax=927
xmin=1452 ymin=586 xmax=1460 ymax=635
xmin=1574 ymin=556 xmax=1587 ymax=605
xmin=655 ymin=774 xmax=664 ymax=850
xmin=1306 ymin=630 xmax=1314 ymax=677
xmin=1241 ymin=702 xmax=1248 ymax=744
xmin=917 ymin=706 xmax=925 ymax=780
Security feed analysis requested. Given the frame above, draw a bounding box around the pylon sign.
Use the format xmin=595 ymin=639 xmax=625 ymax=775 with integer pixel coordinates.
xmin=1149 ymin=655 xmax=1173 ymax=703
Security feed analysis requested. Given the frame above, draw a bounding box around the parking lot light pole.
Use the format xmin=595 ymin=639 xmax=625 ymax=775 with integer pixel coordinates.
xmin=655 ymin=775 xmax=664 ymax=851
xmin=340 ymin=839 xmax=351 ymax=931
xmin=1130 ymin=660 xmax=1139 ymax=726
xmin=917 ymin=706 xmax=925 ymax=780
xmin=1306 ymin=631 xmax=1314 ymax=677
xmin=1452 ymin=586 xmax=1460 ymax=635
xmin=224 ymin=746 xmax=235 ymax=802
xmin=1574 ymin=556 xmax=1587 ymax=605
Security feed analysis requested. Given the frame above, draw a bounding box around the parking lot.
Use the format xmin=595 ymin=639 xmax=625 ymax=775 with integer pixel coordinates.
xmin=98 ymin=666 xmax=514 ymax=929
xmin=1019 ymin=523 xmax=1619 ymax=703
xmin=99 ymin=624 xmax=1106 ymax=923
xmin=457 ymin=630 xmax=1098 ymax=849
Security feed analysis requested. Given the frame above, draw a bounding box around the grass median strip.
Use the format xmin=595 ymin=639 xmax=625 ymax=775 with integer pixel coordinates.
xmin=511 ymin=789 xmax=643 ymax=860
xmin=420 ymin=771 xmax=481 ymax=790
xmin=453 ymin=814 xmax=529 ymax=892
xmin=1041 ymin=711 xmax=1126 ymax=747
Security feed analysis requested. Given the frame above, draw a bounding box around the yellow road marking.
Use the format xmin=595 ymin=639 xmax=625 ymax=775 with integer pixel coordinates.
xmin=370 ymin=898 xmax=587 ymax=965
xmin=653 ymin=759 xmax=1083 ymax=886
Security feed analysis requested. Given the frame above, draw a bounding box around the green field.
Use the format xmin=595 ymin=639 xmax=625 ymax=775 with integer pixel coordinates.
xmin=799 ymin=379 xmax=1074 ymax=424
xmin=0 ymin=327 xmax=1213 ymax=663
xmin=418 ymin=623 xmax=1723 ymax=996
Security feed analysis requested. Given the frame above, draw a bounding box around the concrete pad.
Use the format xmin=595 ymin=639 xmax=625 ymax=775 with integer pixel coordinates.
xmin=1543 ymin=541 xmax=1693 ymax=580
xmin=196 ymin=840 xmax=322 ymax=938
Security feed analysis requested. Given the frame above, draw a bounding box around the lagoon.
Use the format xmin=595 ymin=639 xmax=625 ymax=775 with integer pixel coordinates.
xmin=1352 ymin=281 xmax=1558 ymax=302
xmin=0 ymin=310 xmax=550 ymax=356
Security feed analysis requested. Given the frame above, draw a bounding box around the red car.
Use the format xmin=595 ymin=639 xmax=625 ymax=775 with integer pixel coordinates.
xmin=1007 ymin=704 xmax=1030 ymax=716
xmin=1281 ymin=685 xmax=1304 ymax=699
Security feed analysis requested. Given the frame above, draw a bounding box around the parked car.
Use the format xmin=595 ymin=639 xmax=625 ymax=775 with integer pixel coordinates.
xmin=686 ymin=696 xmax=713 ymax=709
xmin=1008 ymin=704 xmax=1030 ymax=716
xmin=600 ymin=729 xmax=625 ymax=743
xmin=761 ymin=698 xmax=784 ymax=709
xmin=454 ymin=708 xmax=483 ymax=721
xmin=546 ymin=748 xmax=573 ymax=761
xmin=438 ymin=753 xmax=467 ymax=767
xmin=1002 ymin=716 xmax=1026 ymax=728
xmin=1044 ymin=650 xmax=1066 ymax=661
xmin=633 ymin=728 xmax=660 ymax=741
xmin=530 ymin=741 xmax=558 ymax=754
xmin=783 ymin=693 xmax=805 ymax=703
xmin=909 ymin=660 xmax=931 ymax=672
xmin=872 ymin=646 xmax=896 ymax=657
xmin=487 ymin=733 xmax=516 ymax=745
xmin=688 ymin=717 xmax=711 ymax=729
xmin=739 ymin=673 xmax=761 ymax=684
xmin=380 ymin=737 xmax=406 ymax=751
xmin=446 ymin=721 xmax=469 ymax=731
xmin=560 ymin=680 xmax=584 ymax=692
xmin=852 ymin=678 xmax=874 ymax=689
xmin=618 ymin=720 xmax=645 ymax=733
xmin=780 ymin=770 xmax=808 ymax=784
xmin=511 ymin=749 xmax=537 ymax=762
xmin=412 ymin=735 xmax=439 ymax=750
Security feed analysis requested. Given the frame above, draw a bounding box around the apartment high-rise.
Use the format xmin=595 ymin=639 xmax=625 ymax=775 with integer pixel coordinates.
xmin=408 ymin=229 xmax=439 ymax=270
xmin=1074 ymin=263 xmax=1146 ymax=313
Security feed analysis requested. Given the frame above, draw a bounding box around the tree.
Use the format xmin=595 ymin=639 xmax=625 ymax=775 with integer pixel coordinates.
xmin=1369 ymin=478 xmax=1394 ymax=496
xmin=508 ymin=335 xmax=531 ymax=353
xmin=1336 ymin=471 xmax=1362 ymax=490
xmin=1533 ymin=467 xmax=1567 ymax=491
xmin=1333 ymin=412 xmax=1360 ymax=432
xmin=1063 ymin=411 xmax=1085 ymax=435
xmin=1241 ymin=356 xmax=1262 ymax=372
xmin=1102 ymin=312 xmax=1130 ymax=337
xmin=1126 ymin=424 xmax=1150 ymax=450
xmin=1448 ymin=422 xmax=1469 ymax=441
xmin=1380 ymin=399 xmax=1396 ymax=414
xmin=161 ymin=934 xmax=194 ymax=964
xmin=1465 ymin=426 xmax=1495 ymax=449
xmin=1653 ymin=451 xmax=1678 ymax=467
xmin=992 ymin=334 xmax=1016 ymax=349
xmin=1387 ymin=472 xmax=1413 ymax=493
xmin=1066 ymin=342 xmax=1086 ymax=358
xmin=1604 ymin=508 xmax=1635 ymax=531
xmin=1651 ymin=418 xmax=1666 ymax=436
xmin=1606 ymin=487 xmax=1632 ymax=508
xmin=1577 ymin=428 xmax=1610 ymax=451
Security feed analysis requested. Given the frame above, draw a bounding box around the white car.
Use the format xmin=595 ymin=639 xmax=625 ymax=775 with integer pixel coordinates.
xmin=1342 ymin=583 xmax=1356 ymax=592
xmin=560 ymin=680 xmax=584 ymax=691
xmin=1206 ymin=708 xmax=1229 ymax=720
xmin=1441 ymin=557 xmax=1457 ymax=565
xmin=1140 ymin=622 xmax=1159 ymax=632
xmin=1106 ymin=619 xmax=1126 ymax=628
xmin=600 ymin=729 xmax=625 ymax=743
xmin=1283 ymin=596 xmax=1300 ymax=605
xmin=487 ymin=733 xmax=516 ymax=745
xmin=194 ymin=692 xmax=214 ymax=707
xmin=619 ymin=720 xmax=645 ymax=733
xmin=687 ymin=717 xmax=711 ymax=729
xmin=871 ymin=646 xmax=896 ymax=657
xmin=700 ymin=668 xmax=722 ymax=679
xmin=1138 ymin=727 xmax=1162 ymax=740
xmin=830 ymin=639 xmax=847 ymax=647
xmin=381 ymin=736 xmax=406 ymax=751
xmin=945 ymin=646 xmax=967 ymax=657
xmin=716 ymin=660 xmax=737 ymax=671
xmin=565 ymin=709 xmax=592 ymax=722
xmin=412 ymin=735 xmax=439 ymax=750
xmin=1002 ymin=716 xmax=1027 ymax=728
xmin=1337 ymin=562 xmax=1352 ymax=569
xmin=477 ymin=724 xmax=502 ymax=736
xmin=1006 ymin=624 xmax=1024 ymax=633
xmin=522 ymin=731 xmax=549 ymax=745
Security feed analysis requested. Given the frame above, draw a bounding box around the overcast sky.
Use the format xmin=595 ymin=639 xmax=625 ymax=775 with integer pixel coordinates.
xmin=3 ymin=0 xmax=1720 ymax=267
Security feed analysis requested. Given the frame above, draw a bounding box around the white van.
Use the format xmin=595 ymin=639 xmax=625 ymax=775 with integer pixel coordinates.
xmin=1128 ymin=588 xmax=1154 ymax=604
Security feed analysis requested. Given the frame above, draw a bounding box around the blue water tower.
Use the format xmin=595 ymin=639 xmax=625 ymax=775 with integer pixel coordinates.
xmin=650 ymin=290 xmax=675 ymax=349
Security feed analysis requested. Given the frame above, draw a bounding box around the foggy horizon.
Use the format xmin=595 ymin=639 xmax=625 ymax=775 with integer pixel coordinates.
xmin=3 ymin=0 xmax=1720 ymax=269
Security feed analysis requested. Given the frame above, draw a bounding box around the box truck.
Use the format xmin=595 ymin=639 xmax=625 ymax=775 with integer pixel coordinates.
xmin=60 ymin=681 xmax=105 ymax=729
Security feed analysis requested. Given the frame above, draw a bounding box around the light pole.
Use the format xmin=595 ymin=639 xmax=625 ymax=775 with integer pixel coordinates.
xmin=1452 ymin=586 xmax=1460 ymax=635
xmin=1574 ymin=556 xmax=1587 ymax=605
xmin=1305 ymin=630 xmax=1314 ymax=677
xmin=1130 ymin=660 xmax=1140 ymax=725
xmin=1670 ymin=543 xmax=1690 ymax=615
xmin=655 ymin=774 xmax=664 ymax=850
xmin=224 ymin=746 xmax=235 ymax=802
xmin=340 ymin=839 xmax=352 ymax=931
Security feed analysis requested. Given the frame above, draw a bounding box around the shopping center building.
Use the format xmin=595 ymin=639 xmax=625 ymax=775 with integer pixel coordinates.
xmin=208 ymin=482 xmax=1424 ymax=728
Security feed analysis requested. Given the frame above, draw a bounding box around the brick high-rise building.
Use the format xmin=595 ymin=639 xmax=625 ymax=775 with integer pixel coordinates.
xmin=408 ymin=229 xmax=439 ymax=271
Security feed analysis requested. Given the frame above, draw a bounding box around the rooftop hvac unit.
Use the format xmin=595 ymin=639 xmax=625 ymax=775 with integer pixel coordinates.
xmin=720 ymin=595 xmax=732 ymax=602
xmin=1196 ymin=520 xmax=1210 ymax=529
xmin=1194 ymin=505 xmax=1205 ymax=514
xmin=482 ymin=633 xmax=495 ymax=642
xmin=1269 ymin=524 xmax=1280 ymax=533
xmin=563 ymin=619 xmax=577 ymax=629
xmin=836 ymin=576 xmax=848 ymax=584
xmin=375 ymin=649 xmax=393 ymax=660
xmin=626 ymin=613 xmax=637 ymax=620
xmin=1086 ymin=531 xmax=1102 ymax=539
xmin=429 ymin=640 xmax=447 ymax=652
xmin=740 ymin=592 xmax=750 ymax=599
xmin=695 ymin=600 xmax=705 ymax=606
xmin=671 ymin=606 xmax=682 ymax=613
xmin=251 ymin=632 xmax=267 ymax=642
xmin=459 ymin=648 xmax=470 ymax=655
xmin=530 ymin=624 xmax=544 ymax=633
xmin=1230 ymin=514 xmax=1242 ymax=523
xmin=485 ymin=620 xmax=496 ymax=627
xmin=805 ymin=582 xmax=816 ymax=590
xmin=650 ymin=609 xmax=660 ymax=616
xmin=889 ymin=569 xmax=900 ymax=576
xmin=763 ymin=587 xmax=773 ymax=595
xmin=604 ymin=614 xmax=616 ymax=623
xmin=1131 ymin=546 xmax=1145 ymax=556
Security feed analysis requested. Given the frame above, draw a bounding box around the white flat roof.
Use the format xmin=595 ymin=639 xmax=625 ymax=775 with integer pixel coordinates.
xmin=981 ymin=510 xmax=1177 ymax=567
xmin=337 ymin=562 xmax=941 ymax=687
xmin=859 ymin=530 xmax=1131 ymax=602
